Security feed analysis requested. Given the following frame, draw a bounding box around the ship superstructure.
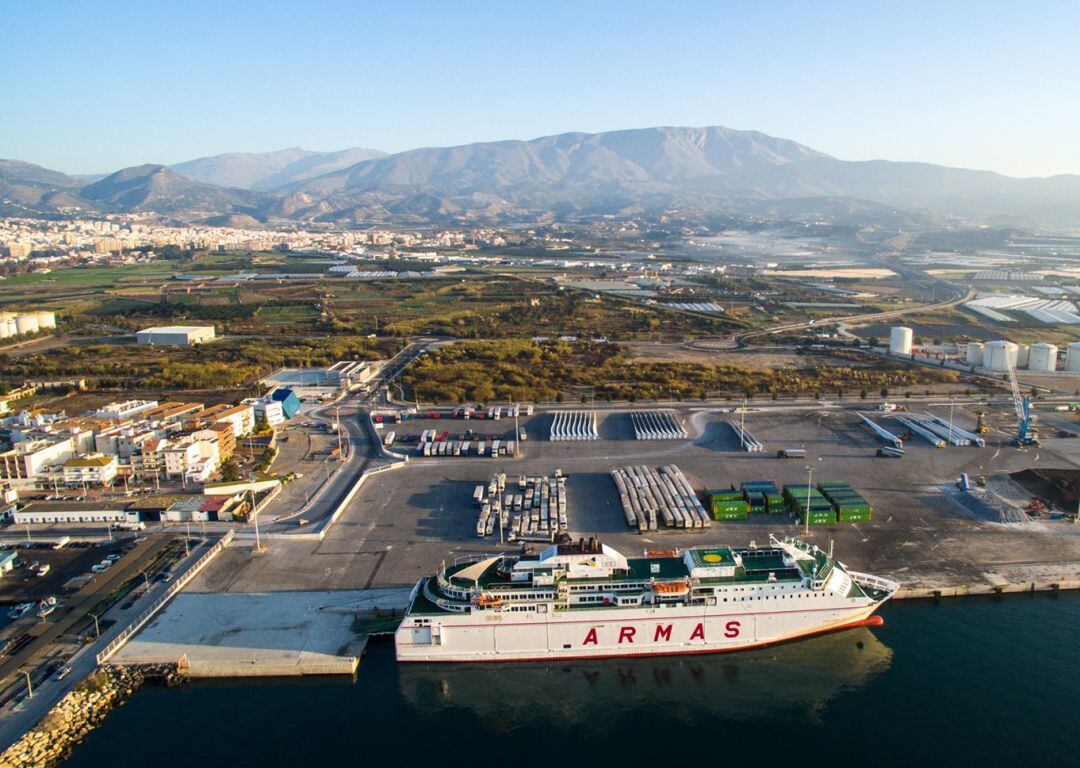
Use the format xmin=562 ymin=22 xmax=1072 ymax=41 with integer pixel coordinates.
xmin=396 ymin=536 xmax=898 ymax=662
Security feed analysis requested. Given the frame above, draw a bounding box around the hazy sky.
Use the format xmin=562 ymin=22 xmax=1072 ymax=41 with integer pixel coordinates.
xmin=4 ymin=0 xmax=1078 ymax=177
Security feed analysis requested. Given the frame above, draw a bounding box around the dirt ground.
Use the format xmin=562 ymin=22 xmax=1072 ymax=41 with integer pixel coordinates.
xmin=620 ymin=343 xmax=880 ymax=368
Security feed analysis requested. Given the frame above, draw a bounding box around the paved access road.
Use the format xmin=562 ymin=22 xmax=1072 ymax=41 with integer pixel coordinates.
xmin=0 ymin=534 xmax=214 ymax=751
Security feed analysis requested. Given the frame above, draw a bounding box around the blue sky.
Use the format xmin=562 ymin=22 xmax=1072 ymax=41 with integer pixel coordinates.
xmin=3 ymin=0 xmax=1078 ymax=177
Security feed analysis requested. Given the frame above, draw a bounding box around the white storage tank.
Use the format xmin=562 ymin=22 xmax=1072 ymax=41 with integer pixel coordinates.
xmin=0 ymin=314 xmax=11 ymax=339
xmin=966 ymin=342 xmax=985 ymax=365
xmin=35 ymin=311 xmax=56 ymax=330
xmin=983 ymin=340 xmax=1019 ymax=371
xmin=14 ymin=313 xmax=39 ymax=336
xmin=1028 ymin=343 xmax=1058 ymax=372
xmin=3 ymin=318 xmax=14 ymax=337
xmin=1066 ymin=342 xmax=1080 ymax=372
xmin=889 ymin=326 xmax=914 ymax=356
xmin=1016 ymin=344 xmax=1030 ymax=369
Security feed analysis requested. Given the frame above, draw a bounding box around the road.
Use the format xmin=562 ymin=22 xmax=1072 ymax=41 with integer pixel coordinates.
xmin=0 ymin=536 xmax=176 ymax=693
xmin=0 ymin=533 xmax=216 ymax=751
xmin=733 ymin=285 xmax=974 ymax=346
xmin=263 ymin=403 xmax=378 ymax=532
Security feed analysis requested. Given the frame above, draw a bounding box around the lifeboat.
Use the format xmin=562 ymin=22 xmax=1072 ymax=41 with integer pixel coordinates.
xmin=473 ymin=593 xmax=504 ymax=608
xmin=652 ymin=581 xmax=689 ymax=596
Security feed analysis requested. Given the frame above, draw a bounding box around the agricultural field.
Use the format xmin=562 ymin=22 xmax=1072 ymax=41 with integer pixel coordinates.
xmin=0 ymin=248 xmax=742 ymax=342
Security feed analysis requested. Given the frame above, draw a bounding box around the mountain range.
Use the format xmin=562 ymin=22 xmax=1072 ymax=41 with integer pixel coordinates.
xmin=3 ymin=126 xmax=1079 ymax=226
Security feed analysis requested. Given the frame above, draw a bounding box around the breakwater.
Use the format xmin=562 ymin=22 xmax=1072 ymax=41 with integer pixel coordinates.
xmin=0 ymin=664 xmax=181 ymax=768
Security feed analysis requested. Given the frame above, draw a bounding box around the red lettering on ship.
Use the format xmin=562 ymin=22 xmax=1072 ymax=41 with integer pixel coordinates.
xmin=690 ymin=623 xmax=705 ymax=641
xmin=654 ymin=624 xmax=673 ymax=642
xmin=583 ymin=628 xmax=598 ymax=645
xmin=724 ymin=620 xmax=741 ymax=638
xmin=618 ymin=626 xmax=636 ymax=643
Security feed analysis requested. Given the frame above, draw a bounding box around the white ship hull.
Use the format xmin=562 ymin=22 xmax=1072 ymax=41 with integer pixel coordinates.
xmin=396 ymin=594 xmax=884 ymax=663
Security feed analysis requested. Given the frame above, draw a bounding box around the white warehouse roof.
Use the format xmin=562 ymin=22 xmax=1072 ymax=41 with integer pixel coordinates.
xmin=139 ymin=325 xmax=215 ymax=334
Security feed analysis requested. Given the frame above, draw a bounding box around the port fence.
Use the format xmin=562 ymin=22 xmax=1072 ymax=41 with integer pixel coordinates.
xmin=95 ymin=529 xmax=235 ymax=665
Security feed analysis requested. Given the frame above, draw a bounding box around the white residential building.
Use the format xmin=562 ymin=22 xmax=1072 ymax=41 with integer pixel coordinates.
xmin=0 ymin=437 xmax=76 ymax=483
xmin=243 ymin=398 xmax=285 ymax=426
xmin=62 ymin=455 xmax=118 ymax=487
xmin=92 ymin=400 xmax=159 ymax=420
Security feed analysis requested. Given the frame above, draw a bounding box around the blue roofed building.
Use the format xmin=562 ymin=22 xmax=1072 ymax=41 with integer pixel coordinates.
xmin=270 ymin=388 xmax=301 ymax=420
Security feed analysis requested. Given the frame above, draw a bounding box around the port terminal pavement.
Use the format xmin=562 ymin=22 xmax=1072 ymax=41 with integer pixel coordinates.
xmin=68 ymin=400 xmax=1080 ymax=684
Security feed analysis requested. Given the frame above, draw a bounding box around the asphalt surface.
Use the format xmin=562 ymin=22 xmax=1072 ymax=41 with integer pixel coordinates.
xmin=190 ymin=403 xmax=1080 ymax=598
xmin=0 ymin=532 xmax=214 ymax=751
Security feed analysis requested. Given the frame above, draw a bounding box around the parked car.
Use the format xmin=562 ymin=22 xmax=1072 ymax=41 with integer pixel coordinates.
xmin=35 ymin=564 xmax=51 ymax=577
xmin=105 ymin=553 xmax=122 ymax=562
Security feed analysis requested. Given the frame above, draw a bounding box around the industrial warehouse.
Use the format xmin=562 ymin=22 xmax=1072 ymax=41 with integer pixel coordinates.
xmin=136 ymin=325 xmax=217 ymax=346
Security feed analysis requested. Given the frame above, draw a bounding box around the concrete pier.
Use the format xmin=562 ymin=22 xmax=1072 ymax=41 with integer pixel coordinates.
xmin=895 ymin=579 xmax=1080 ymax=599
xmin=110 ymin=590 xmax=405 ymax=678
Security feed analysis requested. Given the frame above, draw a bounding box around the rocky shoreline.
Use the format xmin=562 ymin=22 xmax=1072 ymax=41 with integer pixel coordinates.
xmin=0 ymin=664 xmax=183 ymax=768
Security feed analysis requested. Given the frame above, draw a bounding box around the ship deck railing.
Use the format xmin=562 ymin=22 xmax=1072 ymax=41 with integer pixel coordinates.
xmin=421 ymin=578 xmax=470 ymax=613
xmin=848 ymin=570 xmax=900 ymax=600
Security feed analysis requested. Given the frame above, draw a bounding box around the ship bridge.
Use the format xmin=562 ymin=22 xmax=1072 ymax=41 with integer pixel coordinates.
xmin=513 ymin=538 xmax=630 ymax=581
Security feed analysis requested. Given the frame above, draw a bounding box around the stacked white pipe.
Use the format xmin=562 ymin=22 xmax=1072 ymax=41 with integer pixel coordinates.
xmin=728 ymin=420 xmax=764 ymax=452
xmin=549 ymin=410 xmax=599 ymax=441
xmin=630 ymin=411 xmax=688 ymax=440
xmin=922 ymin=412 xmax=985 ymax=447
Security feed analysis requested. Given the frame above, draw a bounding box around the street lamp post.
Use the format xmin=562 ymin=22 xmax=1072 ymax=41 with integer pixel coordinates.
xmin=335 ymin=405 xmax=343 ymax=459
xmin=89 ymin=612 xmax=101 ymax=638
xmin=249 ymin=480 xmax=263 ymax=552
xmin=804 ymin=464 xmax=814 ymax=536
xmin=22 ymin=670 xmax=32 ymax=698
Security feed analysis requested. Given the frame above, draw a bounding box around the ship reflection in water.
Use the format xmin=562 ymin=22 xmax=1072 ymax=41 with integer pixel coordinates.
xmin=397 ymin=627 xmax=892 ymax=725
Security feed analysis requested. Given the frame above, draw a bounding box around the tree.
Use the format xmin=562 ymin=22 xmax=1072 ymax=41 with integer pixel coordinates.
xmin=220 ymin=459 xmax=241 ymax=482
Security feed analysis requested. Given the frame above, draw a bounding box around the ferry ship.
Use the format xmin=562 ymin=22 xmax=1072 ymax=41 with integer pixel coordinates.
xmin=395 ymin=535 xmax=899 ymax=663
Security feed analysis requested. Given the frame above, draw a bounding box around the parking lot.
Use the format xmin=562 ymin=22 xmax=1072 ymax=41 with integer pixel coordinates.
xmin=374 ymin=410 xmax=523 ymax=458
xmin=0 ymin=540 xmax=135 ymax=608
xmin=194 ymin=403 xmax=1080 ymax=596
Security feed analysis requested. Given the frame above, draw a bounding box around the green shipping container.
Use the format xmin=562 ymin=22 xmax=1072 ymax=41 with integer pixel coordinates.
xmin=765 ymin=493 xmax=785 ymax=514
xmin=838 ymin=511 xmax=872 ymax=522
xmin=742 ymin=481 xmax=779 ymax=494
xmin=800 ymin=513 xmax=837 ymax=526
xmin=710 ymin=492 xmax=744 ymax=502
xmin=714 ymin=509 xmax=749 ymax=521
xmin=711 ymin=493 xmax=750 ymax=520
